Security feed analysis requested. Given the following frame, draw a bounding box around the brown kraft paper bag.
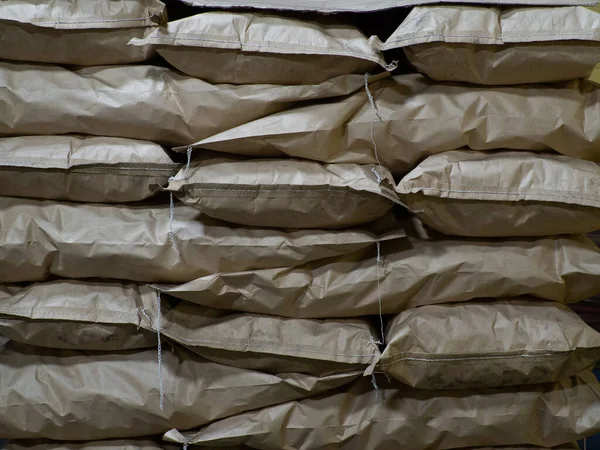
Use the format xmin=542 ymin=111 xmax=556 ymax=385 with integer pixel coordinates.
xmin=129 ymin=11 xmax=389 ymax=84
xmin=0 ymin=135 xmax=179 ymax=203
xmin=166 ymin=154 xmax=399 ymax=229
xmin=186 ymin=75 xmax=600 ymax=174
xmin=0 ymin=197 xmax=398 ymax=283
xmin=0 ymin=342 xmax=361 ymax=440
xmin=164 ymin=371 xmax=600 ymax=449
xmin=155 ymin=219 xmax=600 ymax=317
xmin=0 ymin=280 xmax=380 ymax=375
xmin=380 ymin=299 xmax=600 ymax=389
xmin=0 ymin=61 xmax=374 ymax=146
xmin=372 ymin=6 xmax=600 ymax=85
xmin=396 ymin=150 xmax=600 ymax=237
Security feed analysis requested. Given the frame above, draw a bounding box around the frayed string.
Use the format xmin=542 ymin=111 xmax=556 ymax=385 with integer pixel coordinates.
xmin=139 ymin=307 xmax=152 ymax=329
xmin=364 ymin=72 xmax=388 ymax=192
xmin=170 ymin=146 xmax=192 ymax=182
xmin=376 ymin=241 xmax=385 ymax=345
xmin=138 ymin=298 xmax=164 ymax=412
xmin=584 ymin=437 xmax=587 ymax=450
xmin=182 ymin=443 xmax=188 ymax=450
xmin=370 ymin=166 xmax=383 ymax=184
xmin=166 ymin=146 xmax=192 ymax=265
xmin=168 ymin=192 xmax=181 ymax=265
xmin=156 ymin=291 xmax=164 ymax=412
xmin=371 ymin=373 xmax=379 ymax=402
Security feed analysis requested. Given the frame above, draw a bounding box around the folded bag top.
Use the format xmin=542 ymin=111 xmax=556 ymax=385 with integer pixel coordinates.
xmin=372 ymin=6 xmax=600 ymax=84
xmin=396 ymin=150 xmax=600 ymax=237
xmin=130 ymin=11 xmax=391 ymax=84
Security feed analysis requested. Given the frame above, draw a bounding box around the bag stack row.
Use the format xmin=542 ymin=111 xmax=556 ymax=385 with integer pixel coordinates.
xmin=1 ymin=0 xmax=600 ymax=449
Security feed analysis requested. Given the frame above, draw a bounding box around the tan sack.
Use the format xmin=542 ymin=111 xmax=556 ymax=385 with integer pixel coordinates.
xmin=0 ymin=281 xmax=158 ymax=352
xmin=5 ymin=443 xmax=577 ymax=450
xmin=381 ymin=299 xmax=600 ymax=390
xmin=3 ymin=440 xmax=179 ymax=450
xmin=0 ymin=197 xmax=394 ymax=283
xmin=3 ymin=440 xmax=255 ymax=450
xmin=372 ymin=6 xmax=600 ymax=85
xmin=0 ymin=135 xmax=179 ymax=203
xmin=167 ymin=154 xmax=398 ymax=229
xmin=175 ymin=0 xmax=598 ymax=12
xmin=129 ymin=11 xmax=389 ymax=84
xmin=0 ymin=0 xmax=166 ymax=65
xmin=155 ymin=221 xmax=600 ymax=317
xmin=0 ymin=342 xmax=361 ymax=440
xmin=0 ymin=61 xmax=372 ymax=146
xmin=397 ymin=150 xmax=600 ymax=237
xmin=164 ymin=370 xmax=600 ymax=449
xmin=0 ymin=280 xmax=380 ymax=374
xmin=187 ymin=75 xmax=600 ymax=174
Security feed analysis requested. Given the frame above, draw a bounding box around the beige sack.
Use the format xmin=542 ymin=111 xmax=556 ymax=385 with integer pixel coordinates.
xmin=372 ymin=6 xmax=600 ymax=85
xmin=397 ymin=150 xmax=600 ymax=237
xmin=167 ymin=154 xmax=398 ymax=229
xmin=3 ymin=440 xmax=256 ymax=450
xmin=165 ymin=371 xmax=600 ymax=449
xmin=0 ymin=135 xmax=179 ymax=203
xmin=3 ymin=440 xmax=178 ymax=450
xmin=156 ymin=221 xmax=600 ymax=317
xmin=0 ymin=0 xmax=166 ymax=65
xmin=0 ymin=342 xmax=361 ymax=440
xmin=381 ymin=299 xmax=600 ymax=390
xmin=0 ymin=280 xmax=380 ymax=374
xmin=0 ymin=61 xmax=372 ymax=146
xmin=0 ymin=0 xmax=165 ymax=28
xmin=187 ymin=75 xmax=600 ymax=174
xmin=3 ymin=442 xmax=578 ymax=450
xmin=0 ymin=197 xmax=394 ymax=283
xmin=176 ymin=0 xmax=598 ymax=12
xmin=0 ymin=281 xmax=157 ymax=352
xmin=129 ymin=12 xmax=389 ymax=84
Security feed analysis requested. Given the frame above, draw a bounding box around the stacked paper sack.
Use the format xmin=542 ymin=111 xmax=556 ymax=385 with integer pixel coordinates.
xmin=1 ymin=0 xmax=600 ymax=449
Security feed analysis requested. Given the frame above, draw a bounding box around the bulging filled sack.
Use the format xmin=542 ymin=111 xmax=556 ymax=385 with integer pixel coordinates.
xmin=396 ymin=150 xmax=600 ymax=237
xmin=0 ymin=281 xmax=158 ymax=352
xmin=373 ymin=6 xmax=600 ymax=85
xmin=129 ymin=12 xmax=389 ymax=85
xmin=155 ymin=220 xmax=600 ymax=317
xmin=0 ymin=0 xmax=165 ymax=65
xmin=0 ymin=197 xmax=395 ymax=283
xmin=0 ymin=135 xmax=179 ymax=203
xmin=164 ymin=371 xmax=600 ymax=449
xmin=186 ymin=74 xmax=600 ymax=173
xmin=0 ymin=61 xmax=371 ymax=146
xmin=0 ymin=342 xmax=361 ymax=440
xmin=167 ymin=154 xmax=398 ymax=229
xmin=380 ymin=299 xmax=600 ymax=390
xmin=0 ymin=280 xmax=380 ymax=374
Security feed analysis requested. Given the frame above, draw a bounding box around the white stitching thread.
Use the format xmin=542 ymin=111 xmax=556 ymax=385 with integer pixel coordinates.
xmin=406 ymin=186 xmax=600 ymax=203
xmin=379 ymin=351 xmax=576 ymax=366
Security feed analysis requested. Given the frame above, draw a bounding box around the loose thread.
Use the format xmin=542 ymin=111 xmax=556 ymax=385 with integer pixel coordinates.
xmin=584 ymin=437 xmax=587 ymax=450
xmin=364 ymin=72 xmax=389 ymax=196
xmin=170 ymin=146 xmax=193 ymax=182
xmin=376 ymin=241 xmax=385 ymax=345
xmin=156 ymin=292 xmax=164 ymax=412
xmin=167 ymin=146 xmax=192 ymax=266
xmin=182 ymin=443 xmax=188 ymax=450
xmin=139 ymin=307 xmax=152 ymax=328
xmin=371 ymin=373 xmax=379 ymax=403
xmin=168 ymin=192 xmax=181 ymax=265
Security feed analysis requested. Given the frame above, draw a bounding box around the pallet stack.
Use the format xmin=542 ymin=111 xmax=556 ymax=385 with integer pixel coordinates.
xmin=1 ymin=1 xmax=600 ymax=449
